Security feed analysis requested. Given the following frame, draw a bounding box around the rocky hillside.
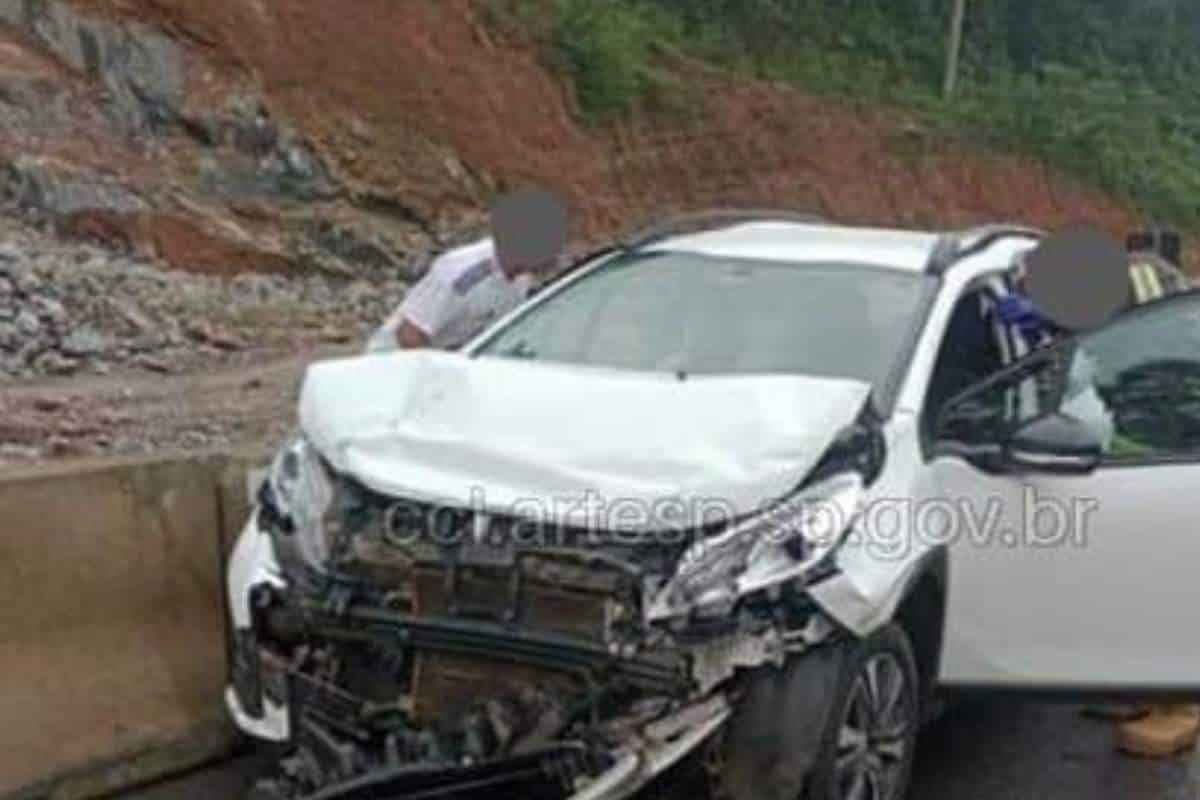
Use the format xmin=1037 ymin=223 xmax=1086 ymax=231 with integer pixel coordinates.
xmin=0 ymin=0 xmax=1163 ymax=383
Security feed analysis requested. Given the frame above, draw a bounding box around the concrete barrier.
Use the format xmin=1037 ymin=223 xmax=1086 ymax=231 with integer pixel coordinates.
xmin=0 ymin=451 xmax=268 ymax=799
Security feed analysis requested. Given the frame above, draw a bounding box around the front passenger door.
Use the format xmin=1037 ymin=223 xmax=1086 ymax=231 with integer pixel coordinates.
xmin=931 ymin=291 xmax=1200 ymax=691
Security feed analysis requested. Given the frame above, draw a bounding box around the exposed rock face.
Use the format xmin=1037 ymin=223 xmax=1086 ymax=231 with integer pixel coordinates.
xmin=0 ymin=218 xmax=406 ymax=380
xmin=0 ymin=0 xmax=440 ymax=280
xmin=0 ymin=0 xmax=187 ymax=135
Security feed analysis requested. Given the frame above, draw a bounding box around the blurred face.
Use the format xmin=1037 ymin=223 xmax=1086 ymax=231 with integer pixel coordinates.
xmin=491 ymin=187 xmax=568 ymax=279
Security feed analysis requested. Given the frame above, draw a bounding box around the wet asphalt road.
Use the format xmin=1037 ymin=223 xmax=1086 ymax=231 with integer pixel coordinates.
xmin=121 ymin=700 xmax=1200 ymax=800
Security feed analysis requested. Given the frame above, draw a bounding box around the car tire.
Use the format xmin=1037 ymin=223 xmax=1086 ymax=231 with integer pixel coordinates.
xmin=803 ymin=623 xmax=920 ymax=800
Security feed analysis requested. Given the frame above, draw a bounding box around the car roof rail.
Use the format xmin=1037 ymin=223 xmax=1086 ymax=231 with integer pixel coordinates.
xmin=925 ymin=223 xmax=1045 ymax=276
xmin=621 ymin=208 xmax=830 ymax=251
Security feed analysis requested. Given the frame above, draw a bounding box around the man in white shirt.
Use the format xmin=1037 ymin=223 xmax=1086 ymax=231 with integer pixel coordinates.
xmin=367 ymin=187 xmax=568 ymax=352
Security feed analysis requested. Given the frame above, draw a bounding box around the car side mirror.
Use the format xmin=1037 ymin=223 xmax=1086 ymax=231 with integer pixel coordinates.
xmin=1003 ymin=413 xmax=1103 ymax=475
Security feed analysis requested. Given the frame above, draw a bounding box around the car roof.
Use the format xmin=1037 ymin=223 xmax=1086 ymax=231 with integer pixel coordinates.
xmin=648 ymin=221 xmax=943 ymax=273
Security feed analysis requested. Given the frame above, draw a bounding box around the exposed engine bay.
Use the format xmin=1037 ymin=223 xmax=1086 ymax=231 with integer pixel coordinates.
xmin=234 ymin=474 xmax=841 ymax=800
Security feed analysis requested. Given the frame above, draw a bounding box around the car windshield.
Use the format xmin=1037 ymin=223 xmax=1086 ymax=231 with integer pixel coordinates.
xmin=474 ymin=250 xmax=934 ymax=389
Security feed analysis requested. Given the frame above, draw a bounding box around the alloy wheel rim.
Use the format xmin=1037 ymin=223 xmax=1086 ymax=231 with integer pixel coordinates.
xmin=834 ymin=652 xmax=913 ymax=800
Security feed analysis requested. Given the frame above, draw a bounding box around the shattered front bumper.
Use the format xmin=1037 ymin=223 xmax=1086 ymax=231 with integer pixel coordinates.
xmin=242 ymin=592 xmax=720 ymax=799
xmin=224 ymin=506 xmax=832 ymax=800
xmin=288 ymin=695 xmax=730 ymax=800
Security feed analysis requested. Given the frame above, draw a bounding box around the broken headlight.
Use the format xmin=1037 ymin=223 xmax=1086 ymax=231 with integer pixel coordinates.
xmin=647 ymin=472 xmax=863 ymax=621
xmin=263 ymin=437 xmax=336 ymax=567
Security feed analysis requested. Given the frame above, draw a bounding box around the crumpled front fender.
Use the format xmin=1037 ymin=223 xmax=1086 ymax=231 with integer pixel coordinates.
xmin=717 ymin=643 xmax=848 ymax=800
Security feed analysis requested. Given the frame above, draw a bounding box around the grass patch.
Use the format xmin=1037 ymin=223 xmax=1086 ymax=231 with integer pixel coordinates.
xmin=481 ymin=0 xmax=686 ymax=123
xmin=552 ymin=0 xmax=683 ymax=122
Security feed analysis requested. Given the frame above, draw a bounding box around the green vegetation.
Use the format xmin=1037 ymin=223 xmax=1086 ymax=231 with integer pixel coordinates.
xmin=550 ymin=0 xmax=683 ymax=121
xmin=483 ymin=0 xmax=686 ymax=122
xmin=481 ymin=0 xmax=1200 ymax=230
xmin=654 ymin=0 xmax=1200 ymax=227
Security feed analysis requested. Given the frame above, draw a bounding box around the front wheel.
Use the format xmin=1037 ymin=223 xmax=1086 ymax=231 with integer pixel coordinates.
xmin=805 ymin=623 xmax=920 ymax=800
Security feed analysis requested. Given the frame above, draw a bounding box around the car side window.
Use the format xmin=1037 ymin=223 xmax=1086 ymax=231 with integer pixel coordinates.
xmin=934 ymin=346 xmax=1067 ymax=450
xmin=1076 ymin=293 xmax=1200 ymax=460
xmin=923 ymin=288 xmax=1008 ymax=437
xmin=937 ymin=292 xmax=1200 ymax=462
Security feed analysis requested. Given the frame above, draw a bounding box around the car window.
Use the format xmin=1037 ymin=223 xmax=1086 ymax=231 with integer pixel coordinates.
xmin=934 ymin=347 xmax=1066 ymax=449
xmin=475 ymin=250 xmax=935 ymax=391
xmin=1076 ymin=293 xmax=1200 ymax=459
xmin=923 ymin=288 xmax=1008 ymax=436
xmin=937 ymin=292 xmax=1200 ymax=461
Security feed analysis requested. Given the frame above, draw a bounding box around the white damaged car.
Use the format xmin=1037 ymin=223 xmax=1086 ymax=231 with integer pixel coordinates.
xmin=226 ymin=213 xmax=1200 ymax=800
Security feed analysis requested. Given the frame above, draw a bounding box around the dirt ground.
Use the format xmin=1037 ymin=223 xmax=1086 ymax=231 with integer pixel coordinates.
xmin=0 ymin=344 xmax=355 ymax=467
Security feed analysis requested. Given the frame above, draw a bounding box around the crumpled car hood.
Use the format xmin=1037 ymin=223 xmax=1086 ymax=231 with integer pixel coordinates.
xmin=299 ymin=350 xmax=871 ymax=530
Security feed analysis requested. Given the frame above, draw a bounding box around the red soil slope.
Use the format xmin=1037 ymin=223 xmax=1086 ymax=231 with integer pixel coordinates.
xmin=50 ymin=0 xmax=1168 ymax=257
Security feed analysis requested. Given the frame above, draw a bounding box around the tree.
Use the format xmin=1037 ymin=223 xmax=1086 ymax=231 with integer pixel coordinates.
xmin=943 ymin=0 xmax=966 ymax=97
